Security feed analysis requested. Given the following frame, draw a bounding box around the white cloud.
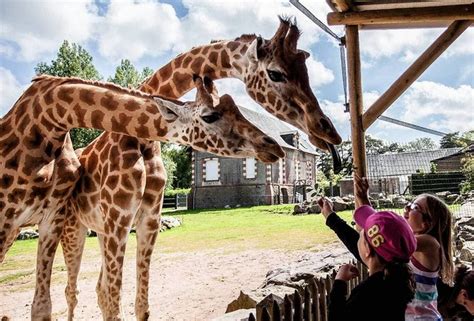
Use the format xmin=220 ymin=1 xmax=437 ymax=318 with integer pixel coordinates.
xmin=96 ymin=0 xmax=181 ymax=61
xmin=0 ymin=0 xmax=98 ymax=61
xmin=400 ymin=81 xmax=474 ymax=132
xmin=360 ymin=27 xmax=474 ymax=62
xmin=175 ymin=0 xmax=334 ymax=53
xmin=306 ymin=56 xmax=334 ymax=88
xmin=0 ymin=67 xmax=26 ymax=117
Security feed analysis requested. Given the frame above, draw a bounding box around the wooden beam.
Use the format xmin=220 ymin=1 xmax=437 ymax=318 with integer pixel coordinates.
xmin=346 ymin=25 xmax=367 ymax=208
xmin=363 ymin=20 xmax=472 ymax=130
xmin=327 ymin=4 xmax=474 ymax=26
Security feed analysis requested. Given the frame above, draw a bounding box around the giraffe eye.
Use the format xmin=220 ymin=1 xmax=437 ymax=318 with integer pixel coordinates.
xmin=201 ymin=112 xmax=222 ymax=124
xmin=267 ymin=70 xmax=286 ymax=83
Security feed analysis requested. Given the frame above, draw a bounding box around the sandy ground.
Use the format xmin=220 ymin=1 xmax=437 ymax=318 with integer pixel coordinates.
xmin=0 ymin=247 xmax=315 ymax=321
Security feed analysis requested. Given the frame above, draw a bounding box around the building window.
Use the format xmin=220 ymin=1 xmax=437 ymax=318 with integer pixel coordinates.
xmin=244 ymin=157 xmax=257 ymax=179
xmin=204 ymin=158 xmax=219 ymax=181
xmin=306 ymin=160 xmax=313 ymax=182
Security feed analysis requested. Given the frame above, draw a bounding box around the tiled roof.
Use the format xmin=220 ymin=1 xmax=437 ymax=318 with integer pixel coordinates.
xmin=367 ymin=148 xmax=462 ymax=177
xmin=238 ymin=105 xmax=319 ymax=155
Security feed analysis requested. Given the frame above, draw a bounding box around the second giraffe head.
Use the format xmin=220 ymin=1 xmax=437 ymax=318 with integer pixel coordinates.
xmin=155 ymin=76 xmax=285 ymax=163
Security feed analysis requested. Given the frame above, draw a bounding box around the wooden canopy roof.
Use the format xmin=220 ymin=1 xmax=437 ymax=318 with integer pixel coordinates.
xmin=326 ymin=0 xmax=474 ymax=29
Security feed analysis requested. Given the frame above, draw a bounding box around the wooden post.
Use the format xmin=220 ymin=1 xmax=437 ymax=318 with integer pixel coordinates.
xmin=363 ymin=20 xmax=472 ymax=130
xmin=346 ymin=25 xmax=367 ymax=208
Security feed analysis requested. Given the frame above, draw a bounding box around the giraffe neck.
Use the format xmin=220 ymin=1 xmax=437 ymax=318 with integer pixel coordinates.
xmin=1 ymin=76 xmax=173 ymax=149
xmin=140 ymin=38 xmax=253 ymax=97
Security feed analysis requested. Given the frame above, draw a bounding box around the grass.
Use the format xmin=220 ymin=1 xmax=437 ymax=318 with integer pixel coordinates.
xmin=1 ymin=204 xmax=354 ymax=286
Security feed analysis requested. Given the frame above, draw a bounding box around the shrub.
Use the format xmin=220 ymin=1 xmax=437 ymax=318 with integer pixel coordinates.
xmin=164 ymin=188 xmax=191 ymax=197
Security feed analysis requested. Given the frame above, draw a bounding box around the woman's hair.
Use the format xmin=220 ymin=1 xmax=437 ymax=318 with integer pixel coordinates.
xmin=419 ymin=193 xmax=454 ymax=284
xmin=454 ymin=265 xmax=474 ymax=299
xmin=369 ymin=247 xmax=415 ymax=305
xmin=384 ymin=260 xmax=416 ymax=305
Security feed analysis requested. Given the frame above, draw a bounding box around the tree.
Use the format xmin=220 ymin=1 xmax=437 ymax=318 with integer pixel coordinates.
xmin=161 ymin=149 xmax=177 ymax=191
xmin=167 ymin=146 xmax=192 ymax=188
xmin=460 ymin=155 xmax=474 ymax=193
xmin=35 ymin=40 xmax=101 ymax=80
xmin=440 ymin=131 xmax=474 ymax=148
xmin=403 ymin=137 xmax=437 ymax=152
xmin=35 ymin=40 xmax=103 ymax=149
xmin=108 ymin=59 xmax=154 ymax=89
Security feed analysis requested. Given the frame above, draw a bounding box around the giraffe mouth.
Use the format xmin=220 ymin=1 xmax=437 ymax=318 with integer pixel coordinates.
xmin=257 ymin=151 xmax=281 ymax=163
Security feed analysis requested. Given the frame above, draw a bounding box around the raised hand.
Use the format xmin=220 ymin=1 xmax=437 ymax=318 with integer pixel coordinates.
xmin=317 ymin=197 xmax=334 ymax=219
xmin=353 ymin=173 xmax=370 ymax=206
xmin=336 ymin=263 xmax=360 ymax=281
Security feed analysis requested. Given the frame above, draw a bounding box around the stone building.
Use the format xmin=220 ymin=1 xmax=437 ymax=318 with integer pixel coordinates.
xmin=189 ymin=106 xmax=319 ymax=209
xmin=432 ymin=144 xmax=473 ymax=172
xmin=339 ymin=147 xmax=462 ymax=196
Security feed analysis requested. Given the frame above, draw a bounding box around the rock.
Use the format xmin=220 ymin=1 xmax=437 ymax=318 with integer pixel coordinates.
xmin=226 ymin=287 xmax=296 ymax=314
xmin=226 ymin=246 xmax=355 ymax=313
xmin=378 ymin=198 xmax=393 ymax=208
xmin=211 ymin=309 xmax=255 ymax=321
xmin=453 ymin=201 xmax=474 ymax=264
xmin=392 ymin=196 xmax=407 ymax=208
xmin=16 ymin=229 xmax=39 ymax=240
xmin=446 ymin=194 xmax=460 ymax=204
xmin=224 ymin=205 xmax=231 ymax=209
xmin=436 ymin=191 xmax=451 ymax=200
xmin=161 ymin=216 xmax=181 ymax=229
xmin=307 ymin=204 xmax=321 ymax=214
xmin=293 ymin=204 xmax=307 ymax=215
xmin=330 ymin=197 xmax=347 ymax=212
xmin=236 ymin=204 xmax=241 ymax=208
xmin=459 ymin=241 xmax=474 ymax=263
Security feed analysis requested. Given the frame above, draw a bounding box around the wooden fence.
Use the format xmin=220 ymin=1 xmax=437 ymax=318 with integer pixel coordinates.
xmin=162 ymin=194 xmax=188 ymax=209
xmin=248 ymin=260 xmax=368 ymax=321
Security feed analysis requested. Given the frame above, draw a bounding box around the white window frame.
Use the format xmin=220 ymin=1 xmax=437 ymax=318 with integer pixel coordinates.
xmin=244 ymin=157 xmax=257 ymax=179
xmin=204 ymin=158 xmax=219 ymax=181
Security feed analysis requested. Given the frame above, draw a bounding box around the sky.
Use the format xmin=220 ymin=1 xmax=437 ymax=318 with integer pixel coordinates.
xmin=0 ymin=0 xmax=473 ymax=146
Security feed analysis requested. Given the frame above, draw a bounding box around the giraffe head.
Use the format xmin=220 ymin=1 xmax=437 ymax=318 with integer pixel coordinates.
xmin=155 ymin=76 xmax=285 ymax=163
xmin=242 ymin=17 xmax=342 ymax=153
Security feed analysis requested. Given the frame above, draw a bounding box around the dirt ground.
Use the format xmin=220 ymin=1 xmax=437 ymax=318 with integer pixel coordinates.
xmin=0 ymin=246 xmax=322 ymax=321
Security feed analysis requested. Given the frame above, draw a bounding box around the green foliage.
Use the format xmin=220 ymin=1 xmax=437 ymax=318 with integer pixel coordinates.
xmin=164 ymin=188 xmax=191 ymax=197
xmin=35 ymin=40 xmax=101 ymax=80
xmin=162 ymin=147 xmax=177 ymax=191
xmin=167 ymin=146 xmax=192 ymax=188
xmin=107 ymin=59 xmax=153 ymax=88
xmin=35 ymin=40 xmax=103 ymax=149
xmin=404 ymin=137 xmax=437 ymax=152
xmin=460 ymin=155 xmax=474 ymax=193
xmin=430 ymin=162 xmax=438 ymax=173
xmin=440 ymin=131 xmax=474 ymax=148
xmin=70 ymin=128 xmax=102 ymax=149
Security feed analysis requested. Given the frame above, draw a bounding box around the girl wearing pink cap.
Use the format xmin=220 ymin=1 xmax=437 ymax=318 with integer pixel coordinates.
xmin=319 ymin=197 xmax=417 ymax=321
xmin=320 ymin=175 xmax=455 ymax=321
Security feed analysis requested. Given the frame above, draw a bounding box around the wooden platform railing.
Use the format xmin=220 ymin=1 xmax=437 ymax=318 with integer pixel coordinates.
xmin=248 ymin=260 xmax=368 ymax=321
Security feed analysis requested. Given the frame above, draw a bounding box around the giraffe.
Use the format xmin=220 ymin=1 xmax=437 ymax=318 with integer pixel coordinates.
xmin=59 ymin=17 xmax=343 ymax=321
xmin=0 ymin=75 xmax=283 ymax=321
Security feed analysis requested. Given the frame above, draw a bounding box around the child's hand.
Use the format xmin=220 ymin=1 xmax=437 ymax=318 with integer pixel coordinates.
xmin=336 ymin=264 xmax=359 ymax=282
xmin=317 ymin=197 xmax=334 ymax=219
xmin=354 ymin=173 xmax=370 ymax=205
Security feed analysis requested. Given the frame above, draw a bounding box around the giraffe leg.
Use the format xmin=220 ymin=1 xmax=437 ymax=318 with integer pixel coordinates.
xmin=133 ymin=144 xmax=165 ymax=320
xmin=31 ymin=207 xmax=67 ymax=321
xmin=96 ymin=214 xmax=133 ymax=321
xmin=134 ymin=208 xmax=161 ymax=321
xmin=61 ymin=213 xmax=87 ymax=321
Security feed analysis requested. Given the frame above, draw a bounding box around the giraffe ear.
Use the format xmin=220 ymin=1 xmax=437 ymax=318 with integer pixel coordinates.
xmin=154 ymin=98 xmax=180 ymax=121
xmin=247 ymin=36 xmax=264 ymax=63
xmin=298 ymin=50 xmax=310 ymax=60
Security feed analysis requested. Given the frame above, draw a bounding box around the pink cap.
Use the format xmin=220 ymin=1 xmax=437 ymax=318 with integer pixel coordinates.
xmin=354 ymin=205 xmax=417 ymax=263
